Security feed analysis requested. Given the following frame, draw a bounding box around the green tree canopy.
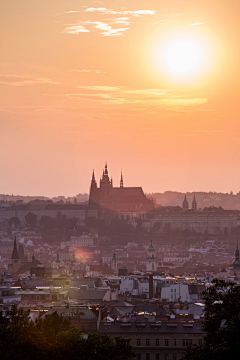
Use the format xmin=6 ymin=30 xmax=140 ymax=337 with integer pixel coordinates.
xmin=184 ymin=279 xmax=240 ymax=360
xmin=25 ymin=212 xmax=37 ymax=228
xmin=0 ymin=306 xmax=135 ymax=360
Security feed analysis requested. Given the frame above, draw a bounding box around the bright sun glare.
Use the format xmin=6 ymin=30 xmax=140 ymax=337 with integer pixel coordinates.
xmin=151 ymin=33 xmax=213 ymax=80
xmin=165 ymin=40 xmax=200 ymax=74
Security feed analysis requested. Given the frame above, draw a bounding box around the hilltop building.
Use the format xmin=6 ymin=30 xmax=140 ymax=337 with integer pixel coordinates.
xmin=89 ymin=164 xmax=155 ymax=220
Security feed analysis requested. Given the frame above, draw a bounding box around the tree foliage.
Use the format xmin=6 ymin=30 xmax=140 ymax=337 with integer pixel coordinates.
xmin=0 ymin=306 xmax=135 ymax=360
xmin=184 ymin=279 xmax=240 ymax=360
xmin=25 ymin=212 xmax=37 ymax=228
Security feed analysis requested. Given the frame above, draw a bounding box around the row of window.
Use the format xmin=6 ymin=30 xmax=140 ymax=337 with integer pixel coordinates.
xmin=137 ymin=353 xmax=178 ymax=360
xmin=137 ymin=339 xmax=202 ymax=347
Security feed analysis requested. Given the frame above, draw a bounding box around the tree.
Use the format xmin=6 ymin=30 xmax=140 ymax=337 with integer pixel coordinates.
xmin=184 ymin=279 xmax=240 ymax=360
xmin=8 ymin=216 xmax=21 ymax=227
xmin=0 ymin=308 xmax=135 ymax=360
xmin=25 ymin=212 xmax=37 ymax=228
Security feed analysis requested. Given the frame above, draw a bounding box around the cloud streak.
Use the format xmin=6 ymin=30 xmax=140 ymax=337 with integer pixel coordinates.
xmin=62 ymin=7 xmax=155 ymax=36
xmin=85 ymin=8 xmax=155 ymax=16
xmin=46 ymin=86 xmax=207 ymax=111
xmin=0 ymin=75 xmax=62 ymax=86
xmin=63 ymin=25 xmax=90 ymax=34
xmin=188 ymin=22 xmax=205 ymax=26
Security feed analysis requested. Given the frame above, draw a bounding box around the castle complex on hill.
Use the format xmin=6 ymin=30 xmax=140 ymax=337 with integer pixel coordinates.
xmin=89 ymin=164 xmax=155 ymax=220
xmin=1 ymin=164 xmax=240 ymax=234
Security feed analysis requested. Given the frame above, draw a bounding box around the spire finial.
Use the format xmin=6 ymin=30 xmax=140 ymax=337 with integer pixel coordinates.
xmin=120 ymin=171 xmax=123 ymax=188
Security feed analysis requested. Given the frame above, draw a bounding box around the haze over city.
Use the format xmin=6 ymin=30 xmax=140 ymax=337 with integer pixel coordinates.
xmin=1 ymin=0 xmax=240 ymax=197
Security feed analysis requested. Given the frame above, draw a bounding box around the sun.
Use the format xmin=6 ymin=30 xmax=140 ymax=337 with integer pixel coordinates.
xmin=165 ymin=40 xmax=201 ymax=74
xmin=149 ymin=32 xmax=213 ymax=81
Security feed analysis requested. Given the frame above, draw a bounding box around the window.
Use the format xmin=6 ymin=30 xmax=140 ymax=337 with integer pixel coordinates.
xmin=146 ymin=354 xmax=150 ymax=360
xmin=171 ymin=289 xmax=173 ymax=292
xmin=199 ymin=339 xmax=202 ymax=346
xmin=165 ymin=354 xmax=169 ymax=360
xmin=137 ymin=354 xmax=141 ymax=360
xmin=165 ymin=339 xmax=169 ymax=346
xmin=137 ymin=339 xmax=141 ymax=346
xmin=173 ymin=339 xmax=176 ymax=346
xmin=173 ymin=354 xmax=177 ymax=360
xmin=182 ymin=339 xmax=192 ymax=346
xmin=146 ymin=339 xmax=150 ymax=346
xmin=156 ymin=339 xmax=159 ymax=346
xmin=156 ymin=354 xmax=159 ymax=360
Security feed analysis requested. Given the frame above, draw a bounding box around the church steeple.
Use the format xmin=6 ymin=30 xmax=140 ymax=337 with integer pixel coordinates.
xmin=9 ymin=236 xmax=21 ymax=274
xmin=120 ymin=172 xmax=123 ymax=188
xmin=11 ymin=236 xmax=20 ymax=259
xmin=192 ymin=194 xmax=197 ymax=210
xmin=183 ymin=194 xmax=189 ymax=211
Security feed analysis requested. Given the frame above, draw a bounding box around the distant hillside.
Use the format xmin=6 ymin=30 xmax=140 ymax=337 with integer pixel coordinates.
xmin=150 ymin=191 xmax=240 ymax=210
xmin=0 ymin=193 xmax=89 ymax=204
xmin=2 ymin=191 xmax=240 ymax=210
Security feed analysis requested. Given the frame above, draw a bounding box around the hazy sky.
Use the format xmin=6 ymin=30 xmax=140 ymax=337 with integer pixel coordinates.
xmin=1 ymin=0 xmax=240 ymax=197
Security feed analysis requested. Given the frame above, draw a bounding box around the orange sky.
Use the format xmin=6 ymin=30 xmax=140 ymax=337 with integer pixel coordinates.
xmin=1 ymin=0 xmax=240 ymax=197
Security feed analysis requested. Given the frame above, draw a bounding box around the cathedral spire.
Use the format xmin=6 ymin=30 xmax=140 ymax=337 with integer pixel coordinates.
xmin=120 ymin=171 xmax=123 ymax=188
xmin=104 ymin=162 xmax=108 ymax=175
xmin=91 ymin=169 xmax=97 ymax=186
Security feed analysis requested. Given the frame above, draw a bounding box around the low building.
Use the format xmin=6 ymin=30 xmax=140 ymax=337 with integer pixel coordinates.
xmin=99 ymin=317 xmax=204 ymax=360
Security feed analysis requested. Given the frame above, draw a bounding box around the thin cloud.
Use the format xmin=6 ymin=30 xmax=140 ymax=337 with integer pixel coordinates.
xmin=0 ymin=75 xmax=62 ymax=86
xmin=85 ymin=8 xmax=155 ymax=16
xmin=77 ymin=85 xmax=121 ymax=91
xmin=63 ymin=25 xmax=90 ymax=34
xmin=159 ymin=98 xmax=207 ymax=106
xmin=63 ymin=7 xmax=155 ymax=36
xmin=188 ymin=22 xmax=205 ymax=26
xmin=70 ymin=69 xmax=106 ymax=73
xmin=115 ymin=17 xmax=130 ymax=24
xmin=151 ymin=20 xmax=164 ymax=25
xmin=125 ymin=89 xmax=169 ymax=96
xmin=43 ymin=86 xmax=207 ymax=111
xmin=90 ymin=21 xmax=128 ymax=36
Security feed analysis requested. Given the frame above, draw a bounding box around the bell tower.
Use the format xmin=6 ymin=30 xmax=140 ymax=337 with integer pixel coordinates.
xmin=146 ymin=241 xmax=157 ymax=272
xmin=192 ymin=195 xmax=197 ymax=210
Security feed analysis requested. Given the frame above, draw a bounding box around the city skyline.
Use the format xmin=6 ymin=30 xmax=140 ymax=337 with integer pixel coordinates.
xmin=1 ymin=1 xmax=240 ymax=197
